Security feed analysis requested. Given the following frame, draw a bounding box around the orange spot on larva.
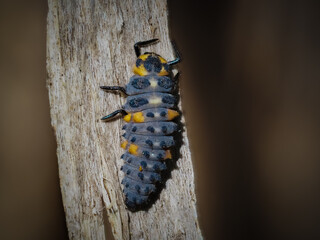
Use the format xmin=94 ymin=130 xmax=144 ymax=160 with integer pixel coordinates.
xmin=121 ymin=141 xmax=128 ymax=149
xmin=133 ymin=112 xmax=144 ymax=123
xmin=167 ymin=109 xmax=179 ymax=120
xmin=128 ymin=144 xmax=139 ymax=155
xmin=123 ymin=113 xmax=132 ymax=122
xmin=165 ymin=150 xmax=172 ymax=159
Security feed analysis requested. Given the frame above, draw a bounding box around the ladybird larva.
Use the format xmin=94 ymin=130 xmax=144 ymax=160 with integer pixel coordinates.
xmin=101 ymin=39 xmax=181 ymax=211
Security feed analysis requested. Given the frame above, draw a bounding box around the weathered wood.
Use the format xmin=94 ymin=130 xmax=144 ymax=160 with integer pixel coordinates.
xmin=47 ymin=0 xmax=202 ymax=239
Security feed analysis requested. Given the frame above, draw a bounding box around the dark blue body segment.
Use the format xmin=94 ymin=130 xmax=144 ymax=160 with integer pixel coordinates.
xmin=136 ymin=145 xmax=169 ymax=161
xmin=123 ymin=122 xmax=178 ymax=135
xmin=132 ymin=108 xmax=179 ymax=122
xmin=123 ymin=92 xmax=177 ymax=112
xmin=122 ymin=177 xmax=157 ymax=195
xmin=125 ymin=74 xmax=174 ymax=95
xmin=123 ymin=188 xmax=149 ymax=207
xmin=121 ymin=153 xmax=167 ymax=172
xmin=121 ymin=164 xmax=161 ymax=184
xmin=123 ymin=133 xmax=175 ymax=149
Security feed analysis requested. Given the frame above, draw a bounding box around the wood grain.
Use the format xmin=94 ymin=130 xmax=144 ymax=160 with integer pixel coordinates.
xmin=47 ymin=0 xmax=202 ymax=239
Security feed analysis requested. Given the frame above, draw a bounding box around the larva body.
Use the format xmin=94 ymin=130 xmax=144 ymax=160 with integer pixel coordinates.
xmin=101 ymin=39 xmax=181 ymax=211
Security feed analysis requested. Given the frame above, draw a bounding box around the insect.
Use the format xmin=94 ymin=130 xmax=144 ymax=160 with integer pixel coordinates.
xmin=101 ymin=39 xmax=181 ymax=211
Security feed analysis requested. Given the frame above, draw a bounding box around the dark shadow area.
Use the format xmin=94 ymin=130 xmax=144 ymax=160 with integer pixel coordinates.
xmin=0 ymin=1 xmax=69 ymax=240
xmin=169 ymin=0 xmax=320 ymax=239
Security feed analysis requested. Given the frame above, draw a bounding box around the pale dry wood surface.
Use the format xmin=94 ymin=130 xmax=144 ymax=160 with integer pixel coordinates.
xmin=47 ymin=0 xmax=202 ymax=239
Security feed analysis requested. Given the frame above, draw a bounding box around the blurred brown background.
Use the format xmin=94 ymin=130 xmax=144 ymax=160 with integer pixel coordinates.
xmin=1 ymin=0 xmax=320 ymax=239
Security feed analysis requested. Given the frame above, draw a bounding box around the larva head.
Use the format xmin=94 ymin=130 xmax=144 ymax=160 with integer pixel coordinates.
xmin=133 ymin=53 xmax=169 ymax=76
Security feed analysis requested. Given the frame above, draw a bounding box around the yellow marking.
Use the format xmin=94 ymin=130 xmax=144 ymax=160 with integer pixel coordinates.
xmin=139 ymin=54 xmax=150 ymax=60
xmin=133 ymin=112 xmax=144 ymax=123
xmin=159 ymin=56 xmax=167 ymax=63
xmin=123 ymin=113 xmax=132 ymax=122
xmin=165 ymin=150 xmax=172 ymax=159
xmin=167 ymin=109 xmax=179 ymax=120
xmin=129 ymin=144 xmax=139 ymax=155
xmin=158 ymin=66 xmax=169 ymax=76
xmin=121 ymin=141 xmax=128 ymax=149
xmin=133 ymin=64 xmax=148 ymax=76
xmin=139 ymin=166 xmax=143 ymax=172
xmin=150 ymin=79 xmax=158 ymax=88
xmin=149 ymin=97 xmax=162 ymax=105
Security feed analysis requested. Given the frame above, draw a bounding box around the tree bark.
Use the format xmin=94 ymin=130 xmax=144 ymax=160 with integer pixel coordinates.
xmin=47 ymin=0 xmax=202 ymax=239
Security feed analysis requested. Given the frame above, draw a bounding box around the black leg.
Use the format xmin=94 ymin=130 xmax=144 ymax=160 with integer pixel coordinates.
xmin=167 ymin=41 xmax=181 ymax=66
xmin=101 ymin=109 xmax=127 ymax=121
xmin=134 ymin=39 xmax=159 ymax=57
xmin=100 ymin=86 xmax=127 ymax=95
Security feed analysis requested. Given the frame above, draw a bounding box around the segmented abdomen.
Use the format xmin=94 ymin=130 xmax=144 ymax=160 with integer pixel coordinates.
xmin=120 ymin=73 xmax=179 ymax=210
